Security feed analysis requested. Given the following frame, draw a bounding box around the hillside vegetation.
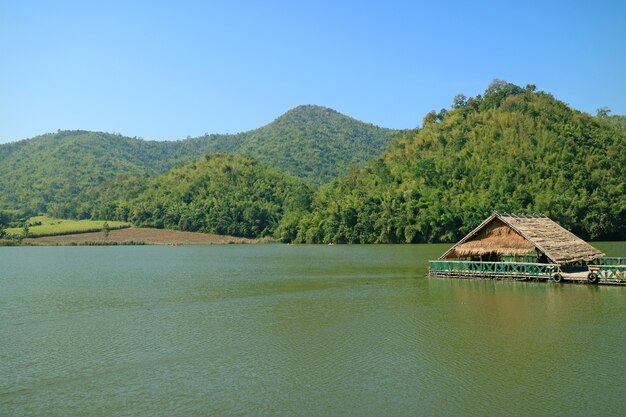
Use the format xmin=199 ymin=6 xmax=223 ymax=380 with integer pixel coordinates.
xmin=292 ymin=82 xmax=626 ymax=243
xmin=0 ymin=106 xmax=399 ymax=218
xmin=608 ymin=115 xmax=626 ymax=130
xmin=231 ymin=105 xmax=397 ymax=184
xmin=84 ymin=154 xmax=312 ymax=239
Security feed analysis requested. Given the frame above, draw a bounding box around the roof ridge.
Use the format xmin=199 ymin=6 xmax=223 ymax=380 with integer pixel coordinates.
xmin=499 ymin=212 xmax=547 ymax=218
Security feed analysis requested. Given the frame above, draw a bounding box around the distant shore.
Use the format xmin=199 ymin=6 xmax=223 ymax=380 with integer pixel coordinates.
xmin=21 ymin=227 xmax=258 ymax=246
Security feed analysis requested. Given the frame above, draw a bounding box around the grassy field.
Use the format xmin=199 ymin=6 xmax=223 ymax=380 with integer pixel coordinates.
xmin=6 ymin=216 xmax=130 ymax=238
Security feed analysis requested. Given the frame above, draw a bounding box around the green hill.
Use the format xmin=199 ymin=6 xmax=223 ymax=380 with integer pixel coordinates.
xmin=183 ymin=105 xmax=401 ymax=185
xmin=293 ymin=82 xmax=626 ymax=243
xmin=233 ymin=105 xmax=398 ymax=184
xmin=0 ymin=106 xmax=399 ymax=218
xmin=84 ymin=153 xmax=312 ymax=239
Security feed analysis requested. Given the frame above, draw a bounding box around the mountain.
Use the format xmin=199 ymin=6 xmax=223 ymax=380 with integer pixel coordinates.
xmin=231 ymin=105 xmax=398 ymax=184
xmin=82 ymin=153 xmax=312 ymax=239
xmin=293 ymin=82 xmax=626 ymax=243
xmin=0 ymin=106 xmax=400 ymax=217
xmin=0 ymin=131 xmax=174 ymax=218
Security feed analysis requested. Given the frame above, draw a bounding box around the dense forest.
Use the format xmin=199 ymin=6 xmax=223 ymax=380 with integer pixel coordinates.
xmin=608 ymin=115 xmax=626 ymax=130
xmin=208 ymin=105 xmax=399 ymax=185
xmin=0 ymin=105 xmax=399 ymax=218
xmin=292 ymin=81 xmax=626 ymax=243
xmin=81 ymin=154 xmax=311 ymax=239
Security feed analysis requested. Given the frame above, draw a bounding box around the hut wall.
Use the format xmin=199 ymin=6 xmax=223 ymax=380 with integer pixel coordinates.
xmin=445 ymin=219 xmax=536 ymax=259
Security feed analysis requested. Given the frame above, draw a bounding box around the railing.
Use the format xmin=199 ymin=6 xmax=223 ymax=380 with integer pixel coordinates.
xmin=592 ymin=257 xmax=626 ymax=266
xmin=589 ymin=264 xmax=626 ymax=281
xmin=429 ymin=260 xmax=558 ymax=279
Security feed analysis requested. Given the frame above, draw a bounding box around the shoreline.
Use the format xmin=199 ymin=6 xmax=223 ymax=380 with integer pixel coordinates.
xmin=19 ymin=227 xmax=259 ymax=246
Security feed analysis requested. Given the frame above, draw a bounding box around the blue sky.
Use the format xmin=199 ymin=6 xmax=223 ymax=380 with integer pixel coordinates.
xmin=1 ymin=0 xmax=624 ymax=143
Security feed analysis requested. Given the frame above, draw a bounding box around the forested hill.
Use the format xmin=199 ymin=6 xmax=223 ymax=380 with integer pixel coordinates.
xmin=0 ymin=131 xmax=172 ymax=217
xmin=0 ymin=106 xmax=399 ymax=217
xmin=293 ymin=82 xmax=626 ymax=243
xmin=82 ymin=153 xmax=312 ymax=239
xmin=189 ymin=105 xmax=401 ymax=185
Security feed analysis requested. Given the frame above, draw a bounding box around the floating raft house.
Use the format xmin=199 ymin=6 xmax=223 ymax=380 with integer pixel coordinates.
xmin=429 ymin=212 xmax=625 ymax=284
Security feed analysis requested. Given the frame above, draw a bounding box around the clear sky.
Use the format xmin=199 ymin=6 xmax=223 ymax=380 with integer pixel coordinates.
xmin=1 ymin=0 xmax=624 ymax=143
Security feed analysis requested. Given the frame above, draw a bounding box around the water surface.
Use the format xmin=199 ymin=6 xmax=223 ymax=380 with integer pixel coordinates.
xmin=2 ymin=243 xmax=625 ymax=416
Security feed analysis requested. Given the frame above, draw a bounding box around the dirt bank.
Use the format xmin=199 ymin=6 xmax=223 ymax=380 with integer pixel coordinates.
xmin=24 ymin=227 xmax=257 ymax=245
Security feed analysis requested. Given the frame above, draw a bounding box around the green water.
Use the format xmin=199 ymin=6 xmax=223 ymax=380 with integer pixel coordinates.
xmin=1 ymin=243 xmax=625 ymax=416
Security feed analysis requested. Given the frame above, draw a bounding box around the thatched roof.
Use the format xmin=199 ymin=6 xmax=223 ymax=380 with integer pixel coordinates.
xmin=440 ymin=212 xmax=605 ymax=265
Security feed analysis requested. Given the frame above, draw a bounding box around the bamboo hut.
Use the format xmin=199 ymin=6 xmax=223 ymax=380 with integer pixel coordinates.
xmin=440 ymin=212 xmax=604 ymax=265
xmin=429 ymin=213 xmax=626 ymax=283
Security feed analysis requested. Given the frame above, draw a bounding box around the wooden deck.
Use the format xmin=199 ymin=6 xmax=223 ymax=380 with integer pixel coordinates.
xmin=562 ymin=270 xmax=626 ymax=285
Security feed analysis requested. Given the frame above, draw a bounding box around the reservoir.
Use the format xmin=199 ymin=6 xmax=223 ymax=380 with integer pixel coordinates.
xmin=1 ymin=243 xmax=625 ymax=416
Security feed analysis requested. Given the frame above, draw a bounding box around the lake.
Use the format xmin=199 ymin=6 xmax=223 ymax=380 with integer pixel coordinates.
xmin=1 ymin=243 xmax=625 ymax=416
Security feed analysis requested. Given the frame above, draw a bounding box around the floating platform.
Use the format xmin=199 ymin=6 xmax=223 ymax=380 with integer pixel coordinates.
xmin=428 ymin=258 xmax=626 ymax=285
xmin=428 ymin=212 xmax=625 ymax=285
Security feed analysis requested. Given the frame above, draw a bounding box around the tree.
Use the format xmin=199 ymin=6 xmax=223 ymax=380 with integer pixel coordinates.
xmin=22 ymin=222 xmax=30 ymax=238
xmin=486 ymin=79 xmax=507 ymax=94
xmin=596 ymin=107 xmax=611 ymax=118
xmin=423 ymin=111 xmax=437 ymax=125
xmin=452 ymin=94 xmax=467 ymax=109
xmin=102 ymin=221 xmax=110 ymax=239
xmin=0 ymin=223 xmax=6 ymax=239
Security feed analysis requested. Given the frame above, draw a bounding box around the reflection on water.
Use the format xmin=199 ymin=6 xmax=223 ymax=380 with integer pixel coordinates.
xmin=1 ymin=242 xmax=625 ymax=416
